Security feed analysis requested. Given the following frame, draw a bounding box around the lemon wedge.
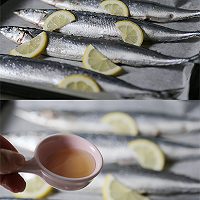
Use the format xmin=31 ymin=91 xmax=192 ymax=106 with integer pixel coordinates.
xmin=83 ymin=44 xmax=122 ymax=76
xmin=58 ymin=74 xmax=101 ymax=92
xmin=10 ymin=31 xmax=48 ymax=58
xmin=43 ymin=10 xmax=76 ymax=31
xmin=14 ymin=173 xmax=53 ymax=199
xmin=102 ymin=174 xmax=151 ymax=200
xmin=115 ymin=21 xmax=144 ymax=46
xmin=128 ymin=139 xmax=165 ymax=171
xmin=100 ymin=0 xmax=129 ymax=17
xmin=101 ymin=112 xmax=138 ymax=135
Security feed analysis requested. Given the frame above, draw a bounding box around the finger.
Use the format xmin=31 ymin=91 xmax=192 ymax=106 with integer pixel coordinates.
xmin=0 ymin=135 xmax=18 ymax=152
xmin=0 ymin=173 xmax=26 ymax=193
xmin=0 ymin=149 xmax=25 ymax=174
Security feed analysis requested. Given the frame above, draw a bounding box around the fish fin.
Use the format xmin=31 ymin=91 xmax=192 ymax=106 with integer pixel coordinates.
xmin=159 ymin=88 xmax=184 ymax=99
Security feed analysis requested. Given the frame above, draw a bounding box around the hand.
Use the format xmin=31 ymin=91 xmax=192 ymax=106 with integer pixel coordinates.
xmin=0 ymin=135 xmax=26 ymax=193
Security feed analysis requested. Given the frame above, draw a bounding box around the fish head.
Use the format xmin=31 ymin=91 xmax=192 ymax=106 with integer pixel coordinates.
xmin=0 ymin=26 xmax=36 ymax=44
xmin=13 ymin=9 xmax=30 ymax=17
xmin=13 ymin=9 xmax=38 ymax=22
xmin=13 ymin=9 xmax=52 ymax=27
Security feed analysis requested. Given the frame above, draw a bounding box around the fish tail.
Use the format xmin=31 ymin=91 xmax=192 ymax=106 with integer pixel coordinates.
xmin=192 ymin=30 xmax=200 ymax=38
xmin=188 ymin=52 xmax=200 ymax=63
xmin=158 ymin=88 xmax=183 ymax=99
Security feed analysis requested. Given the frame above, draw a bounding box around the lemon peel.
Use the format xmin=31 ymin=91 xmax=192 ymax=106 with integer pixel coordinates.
xmin=58 ymin=74 xmax=101 ymax=92
xmin=115 ymin=20 xmax=144 ymax=46
xmin=101 ymin=112 xmax=138 ymax=135
xmin=10 ymin=31 xmax=48 ymax=58
xmin=43 ymin=10 xmax=76 ymax=31
xmin=83 ymin=44 xmax=122 ymax=76
xmin=100 ymin=0 xmax=129 ymax=17
xmin=128 ymin=139 xmax=165 ymax=171
xmin=102 ymin=173 xmax=151 ymax=200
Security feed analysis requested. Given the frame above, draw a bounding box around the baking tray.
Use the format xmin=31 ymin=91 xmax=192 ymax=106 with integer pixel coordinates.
xmin=0 ymin=100 xmax=200 ymax=199
xmin=0 ymin=0 xmax=200 ymax=100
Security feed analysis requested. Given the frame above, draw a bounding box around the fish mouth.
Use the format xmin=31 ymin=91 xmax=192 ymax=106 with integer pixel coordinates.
xmin=13 ymin=10 xmax=20 ymax=15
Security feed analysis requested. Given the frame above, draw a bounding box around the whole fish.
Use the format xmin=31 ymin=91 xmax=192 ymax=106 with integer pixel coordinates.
xmin=0 ymin=54 xmax=176 ymax=99
xmin=0 ymin=26 xmax=199 ymax=67
xmin=4 ymin=131 xmax=200 ymax=165
xmin=13 ymin=109 xmax=200 ymax=136
xmin=14 ymin=9 xmax=200 ymax=42
xmin=41 ymin=0 xmax=200 ymax=22
xmin=84 ymin=165 xmax=200 ymax=194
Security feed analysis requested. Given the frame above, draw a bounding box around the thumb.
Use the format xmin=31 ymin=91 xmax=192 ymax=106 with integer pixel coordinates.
xmin=0 ymin=149 xmax=25 ymax=174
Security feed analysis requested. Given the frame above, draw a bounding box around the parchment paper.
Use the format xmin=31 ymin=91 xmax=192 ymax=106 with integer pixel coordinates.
xmin=0 ymin=0 xmax=200 ymax=99
xmin=0 ymin=100 xmax=200 ymax=199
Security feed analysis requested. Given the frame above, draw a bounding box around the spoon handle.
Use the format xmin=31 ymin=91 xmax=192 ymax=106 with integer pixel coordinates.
xmin=15 ymin=157 xmax=42 ymax=176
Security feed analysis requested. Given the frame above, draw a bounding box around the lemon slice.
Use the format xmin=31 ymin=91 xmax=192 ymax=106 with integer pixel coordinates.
xmin=100 ymin=0 xmax=129 ymax=17
xmin=14 ymin=173 xmax=53 ymax=199
xmin=128 ymin=139 xmax=165 ymax=171
xmin=115 ymin=21 xmax=144 ymax=46
xmin=83 ymin=44 xmax=122 ymax=76
xmin=43 ymin=10 xmax=76 ymax=31
xmin=10 ymin=31 xmax=47 ymax=58
xmin=102 ymin=174 xmax=151 ymax=200
xmin=58 ymin=74 xmax=101 ymax=92
xmin=101 ymin=112 xmax=138 ymax=135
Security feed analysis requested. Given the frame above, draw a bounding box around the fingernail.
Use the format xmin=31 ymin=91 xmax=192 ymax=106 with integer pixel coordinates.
xmin=1 ymin=181 xmax=12 ymax=192
xmin=14 ymin=153 xmax=25 ymax=167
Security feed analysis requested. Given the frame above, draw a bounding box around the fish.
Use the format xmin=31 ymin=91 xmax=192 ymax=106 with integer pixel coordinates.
xmin=41 ymin=0 xmax=200 ymax=22
xmin=0 ymin=54 xmax=177 ymax=99
xmin=14 ymin=8 xmax=200 ymax=42
xmin=0 ymin=26 xmax=199 ymax=67
xmin=5 ymin=131 xmax=200 ymax=163
xmin=13 ymin=109 xmax=200 ymax=136
xmin=84 ymin=165 xmax=200 ymax=194
xmin=78 ymin=134 xmax=200 ymax=162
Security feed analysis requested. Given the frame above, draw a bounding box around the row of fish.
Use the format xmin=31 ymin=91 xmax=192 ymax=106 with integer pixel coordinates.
xmin=1 ymin=26 xmax=199 ymax=67
xmin=3 ymin=130 xmax=200 ymax=196
xmin=41 ymin=0 xmax=200 ymax=22
xmin=1 ymin=1 xmax=199 ymax=99
xmin=0 ymin=54 xmax=181 ymax=99
xmin=13 ymin=108 xmax=200 ymax=135
xmin=14 ymin=8 xmax=200 ymax=43
xmin=5 ymin=130 xmax=200 ymax=164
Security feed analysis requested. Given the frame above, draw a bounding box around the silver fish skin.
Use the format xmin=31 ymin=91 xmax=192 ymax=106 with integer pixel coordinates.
xmin=14 ymin=8 xmax=200 ymax=42
xmin=14 ymin=109 xmax=200 ymax=136
xmin=85 ymin=165 xmax=200 ymax=194
xmin=4 ymin=131 xmax=200 ymax=165
xmin=41 ymin=0 xmax=200 ymax=22
xmin=72 ymin=133 xmax=200 ymax=162
xmin=0 ymin=54 xmax=173 ymax=99
xmin=0 ymin=26 xmax=199 ymax=67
